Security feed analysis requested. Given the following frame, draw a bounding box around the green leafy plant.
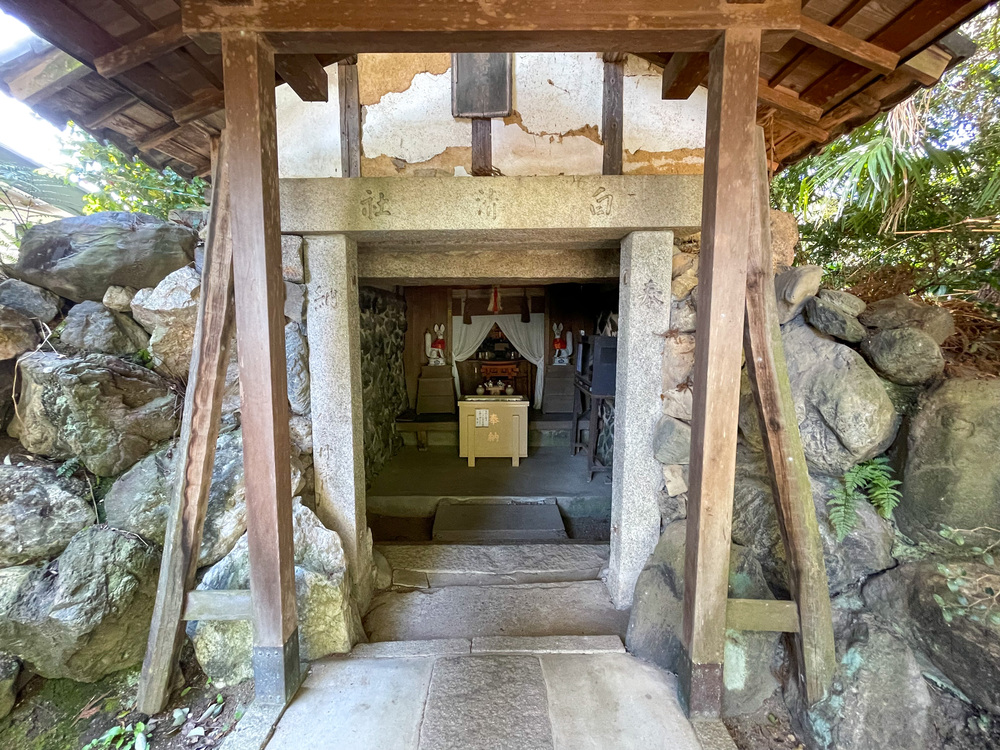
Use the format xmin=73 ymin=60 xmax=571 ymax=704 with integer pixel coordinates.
xmin=828 ymin=457 xmax=903 ymax=541
xmin=82 ymin=721 xmax=149 ymax=750
xmin=931 ymin=547 xmax=1000 ymax=627
xmin=62 ymin=125 xmax=207 ymax=220
xmin=56 ymin=456 xmax=82 ymax=478
xmin=771 ymin=6 xmax=1000 ymax=306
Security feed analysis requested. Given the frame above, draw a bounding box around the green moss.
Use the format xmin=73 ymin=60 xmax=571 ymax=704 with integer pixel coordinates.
xmin=0 ymin=669 xmax=139 ymax=750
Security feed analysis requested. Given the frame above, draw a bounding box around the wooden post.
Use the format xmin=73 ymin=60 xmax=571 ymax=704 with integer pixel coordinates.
xmin=602 ymin=53 xmax=626 ymax=175
xmin=222 ymin=31 xmax=300 ymax=705
xmin=471 ymin=118 xmax=493 ymax=176
xmin=680 ymin=26 xmax=762 ymax=718
xmin=743 ymin=127 xmax=836 ymax=704
xmin=338 ymin=56 xmax=361 ymax=177
xmin=137 ymin=134 xmax=235 ymax=715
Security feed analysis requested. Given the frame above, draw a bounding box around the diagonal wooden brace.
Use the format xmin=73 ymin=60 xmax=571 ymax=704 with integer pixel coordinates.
xmin=137 ymin=133 xmax=236 ymax=714
xmin=741 ymin=127 xmax=836 ymax=705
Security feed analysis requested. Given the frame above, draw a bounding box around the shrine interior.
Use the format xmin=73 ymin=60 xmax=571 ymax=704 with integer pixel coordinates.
xmin=359 ymin=281 xmax=620 ymax=544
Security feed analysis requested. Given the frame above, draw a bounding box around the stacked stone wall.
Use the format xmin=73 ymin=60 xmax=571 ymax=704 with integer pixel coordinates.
xmin=358 ymin=286 xmax=408 ymax=482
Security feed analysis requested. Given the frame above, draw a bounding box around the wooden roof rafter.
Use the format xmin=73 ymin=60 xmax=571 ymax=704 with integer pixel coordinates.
xmin=0 ymin=0 xmax=339 ymax=176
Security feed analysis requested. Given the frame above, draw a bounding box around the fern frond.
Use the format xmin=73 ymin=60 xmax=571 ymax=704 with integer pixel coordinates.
xmin=827 ymin=484 xmax=858 ymax=542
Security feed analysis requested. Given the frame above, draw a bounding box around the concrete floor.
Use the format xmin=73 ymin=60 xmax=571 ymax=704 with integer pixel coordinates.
xmin=263 ymin=645 xmax=704 ymax=750
xmin=369 ymin=446 xmax=612 ymax=501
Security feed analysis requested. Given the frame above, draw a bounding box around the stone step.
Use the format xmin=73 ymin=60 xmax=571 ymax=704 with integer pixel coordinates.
xmin=432 ymin=500 xmax=568 ymax=543
xmin=377 ymin=542 xmax=609 ymax=587
xmin=344 ymin=635 xmax=625 ymax=659
xmin=363 ymin=580 xmax=629 ymax=643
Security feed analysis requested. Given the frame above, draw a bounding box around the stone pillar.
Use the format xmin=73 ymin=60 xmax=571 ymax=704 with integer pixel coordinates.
xmin=607 ymin=231 xmax=673 ymax=607
xmin=304 ymin=234 xmax=370 ymax=578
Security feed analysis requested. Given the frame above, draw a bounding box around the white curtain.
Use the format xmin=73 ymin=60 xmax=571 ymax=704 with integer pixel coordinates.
xmin=450 ymin=314 xmax=547 ymax=409
xmin=495 ymin=314 xmax=545 ymax=409
xmin=451 ymin=315 xmax=496 ymax=404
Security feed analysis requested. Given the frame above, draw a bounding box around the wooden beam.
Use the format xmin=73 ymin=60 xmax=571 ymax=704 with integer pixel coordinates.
xmin=181 ymin=0 xmax=800 ymax=51
xmin=136 ymin=122 xmax=185 ymax=152
xmin=221 ymin=30 xmax=300 ymax=702
xmin=471 ymin=119 xmax=493 ymax=176
xmin=602 ymin=53 xmax=625 ymax=176
xmin=275 ymin=54 xmax=329 ymax=102
xmin=742 ymin=127 xmax=836 ymax=704
xmin=81 ymin=93 xmax=138 ymax=129
xmin=338 ymin=57 xmax=361 ymax=178
xmin=183 ymin=590 xmax=253 ymax=621
xmin=680 ymin=26 xmax=761 ymax=720
xmin=727 ymin=599 xmax=800 ymax=633
xmin=757 ymin=79 xmax=824 ymax=122
xmin=762 ymin=108 xmax=829 ymax=142
xmin=6 ymin=47 xmax=89 ymax=107
xmin=94 ymin=22 xmax=190 ymax=78
xmin=173 ymin=90 xmax=225 ymax=125
xmin=900 ymin=44 xmax=951 ymax=85
xmin=795 ymin=15 xmax=899 ymax=75
xmin=661 ymin=52 xmax=710 ymax=100
xmin=137 ymin=133 xmax=235 ymax=715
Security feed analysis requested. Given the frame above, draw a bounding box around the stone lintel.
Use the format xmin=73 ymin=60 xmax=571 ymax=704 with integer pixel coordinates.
xmin=357 ymin=247 xmax=620 ymax=285
xmin=280 ymin=175 xmax=702 ymax=246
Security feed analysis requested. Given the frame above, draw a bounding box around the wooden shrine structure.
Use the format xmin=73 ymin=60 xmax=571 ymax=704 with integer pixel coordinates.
xmin=0 ymin=0 xmax=992 ymax=722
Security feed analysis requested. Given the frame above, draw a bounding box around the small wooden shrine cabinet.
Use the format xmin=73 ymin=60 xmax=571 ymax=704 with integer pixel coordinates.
xmin=458 ymin=396 xmax=529 ymax=467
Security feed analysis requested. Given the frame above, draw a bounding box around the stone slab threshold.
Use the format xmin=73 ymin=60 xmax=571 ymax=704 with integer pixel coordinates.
xmin=368 ymin=494 xmax=611 ymax=520
xmin=345 ymin=635 xmax=626 ymax=659
xmin=377 ymin=542 xmax=609 ymax=587
xmin=432 ymin=501 xmax=569 ymax=543
xmin=221 ymin=650 xmax=713 ymax=750
xmin=363 ymin=580 xmax=630 ymax=643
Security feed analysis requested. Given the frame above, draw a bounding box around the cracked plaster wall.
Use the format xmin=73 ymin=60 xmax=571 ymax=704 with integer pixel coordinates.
xmin=276 ymin=53 xmax=706 ymax=179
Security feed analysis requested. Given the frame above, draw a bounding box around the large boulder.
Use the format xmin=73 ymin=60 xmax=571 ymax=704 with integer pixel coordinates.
xmin=858 ymin=294 xmax=955 ymax=344
xmin=653 ymin=416 xmax=691 ymax=465
xmin=769 ymin=209 xmax=799 ymax=269
xmin=187 ymin=499 xmax=365 ymax=686
xmin=0 ymin=279 xmax=61 ymax=323
xmin=774 ymin=265 xmax=822 ymax=324
xmin=0 ymin=525 xmax=160 ymax=682
xmin=58 ymin=301 xmax=149 ymax=357
xmin=860 ymin=327 xmax=944 ymax=385
xmin=104 ymin=429 xmax=305 ymax=567
xmin=804 ymin=295 xmax=866 ymax=343
xmin=786 ymin=612 xmax=934 ymax=750
xmin=0 ymin=463 xmax=95 ymax=568
xmin=863 ymin=561 xmax=1000 ymax=714
xmin=897 ymin=379 xmax=1000 ymax=553
xmin=661 ymin=333 xmax=695 ymax=421
xmin=6 ymin=212 xmax=196 ymax=303
xmin=732 ymin=445 xmax=895 ymax=596
xmin=130 ymin=267 xmax=241 ymax=415
xmin=11 ymin=352 xmax=179 ymax=476
xmin=0 ymin=306 xmax=38 ymax=360
xmin=0 ymin=653 xmax=19 ymax=719
xmin=285 ymin=322 xmax=310 ymax=416
xmin=102 ymin=285 xmax=138 ymax=313
xmin=130 ymin=266 xmax=200 ymax=380
xmin=626 ymin=521 xmax=780 ymax=717
xmin=741 ymin=320 xmax=899 ymax=476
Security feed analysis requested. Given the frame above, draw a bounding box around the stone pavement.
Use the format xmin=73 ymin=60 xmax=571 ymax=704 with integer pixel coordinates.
xmin=262 ymin=638 xmax=705 ymax=750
